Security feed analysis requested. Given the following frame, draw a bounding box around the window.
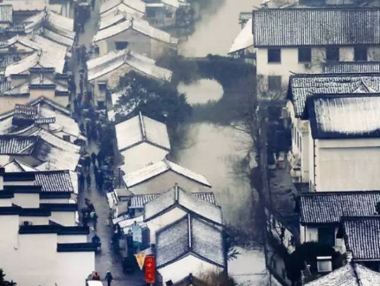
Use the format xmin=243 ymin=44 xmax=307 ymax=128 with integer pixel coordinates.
xmin=298 ymin=47 xmax=311 ymax=63
xmin=318 ymin=227 xmax=335 ymax=247
xmin=326 ymin=46 xmax=339 ymax=62
xmin=62 ymin=135 xmax=71 ymax=142
xmin=268 ymin=76 xmax=282 ymax=91
xmin=115 ymin=41 xmax=129 ymax=50
xmin=268 ymin=48 xmax=281 ymax=63
xmin=354 ymin=46 xmax=367 ymax=61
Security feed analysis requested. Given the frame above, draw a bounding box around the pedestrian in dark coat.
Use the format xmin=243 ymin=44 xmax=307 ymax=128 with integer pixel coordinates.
xmin=104 ymin=271 xmax=113 ymax=286
xmin=91 ymin=152 xmax=97 ymax=166
xmin=86 ymin=174 xmax=91 ymax=188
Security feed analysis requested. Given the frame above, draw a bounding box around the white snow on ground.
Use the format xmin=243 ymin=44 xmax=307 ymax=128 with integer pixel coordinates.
xmin=228 ymin=247 xmax=269 ymax=286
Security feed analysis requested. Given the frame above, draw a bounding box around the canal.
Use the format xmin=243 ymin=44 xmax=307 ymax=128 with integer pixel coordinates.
xmin=174 ymin=0 xmax=267 ymax=284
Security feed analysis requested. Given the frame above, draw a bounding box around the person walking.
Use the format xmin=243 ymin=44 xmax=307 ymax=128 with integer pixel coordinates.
xmin=86 ymin=173 xmax=91 ymax=190
xmin=104 ymin=271 xmax=113 ymax=286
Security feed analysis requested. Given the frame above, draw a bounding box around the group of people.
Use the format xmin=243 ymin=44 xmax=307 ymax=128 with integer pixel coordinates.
xmin=87 ymin=271 xmax=113 ymax=286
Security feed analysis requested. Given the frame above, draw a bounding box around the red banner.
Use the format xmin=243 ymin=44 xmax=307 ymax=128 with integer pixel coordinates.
xmin=144 ymin=255 xmax=156 ymax=284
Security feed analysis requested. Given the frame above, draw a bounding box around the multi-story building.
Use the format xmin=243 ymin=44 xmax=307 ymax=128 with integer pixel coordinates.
xmin=252 ymin=7 xmax=380 ymax=99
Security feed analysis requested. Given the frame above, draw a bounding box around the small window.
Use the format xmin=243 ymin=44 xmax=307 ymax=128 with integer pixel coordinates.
xmin=354 ymin=46 xmax=367 ymax=61
xmin=326 ymin=46 xmax=339 ymax=62
xmin=115 ymin=41 xmax=129 ymax=50
xmin=62 ymin=135 xmax=71 ymax=142
xmin=268 ymin=76 xmax=282 ymax=91
xmin=298 ymin=47 xmax=311 ymax=63
xmin=268 ymin=48 xmax=281 ymax=63
xmin=318 ymin=227 xmax=335 ymax=247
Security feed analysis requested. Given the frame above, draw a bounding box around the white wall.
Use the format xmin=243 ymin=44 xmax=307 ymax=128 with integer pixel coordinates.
xmin=13 ymin=193 xmax=40 ymax=208
xmin=129 ymin=170 xmax=211 ymax=195
xmin=50 ymin=211 xmax=78 ymax=226
xmin=58 ymin=234 xmax=88 ymax=243
xmin=55 ymin=252 xmax=95 ymax=286
xmin=158 ymin=254 xmax=223 ymax=285
xmin=311 ymin=137 xmax=380 ymax=191
xmin=288 ymin=103 xmax=310 ymax=183
xmin=19 ymin=216 xmax=49 ymax=225
xmin=121 ymin=143 xmax=169 ymax=173
xmin=0 ymin=214 xmax=94 ymax=286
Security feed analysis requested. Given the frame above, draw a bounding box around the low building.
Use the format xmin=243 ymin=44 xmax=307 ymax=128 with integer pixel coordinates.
xmin=123 ymin=159 xmax=211 ymax=195
xmin=115 ymin=112 xmax=170 ymax=173
xmin=0 ymin=207 xmax=95 ymax=286
xmin=93 ymin=16 xmax=178 ymax=59
xmin=287 ymin=73 xmax=380 ymax=185
xmin=87 ymin=49 xmax=172 ymax=106
xmin=143 ymin=185 xmax=222 ymax=243
xmin=298 ymin=191 xmax=380 ymax=251
xmin=252 ymin=7 xmax=380 ymax=99
xmin=0 ymin=97 xmax=84 ymax=144
xmin=156 ymin=214 xmax=226 ymax=285
xmin=306 ymin=94 xmax=380 ymax=191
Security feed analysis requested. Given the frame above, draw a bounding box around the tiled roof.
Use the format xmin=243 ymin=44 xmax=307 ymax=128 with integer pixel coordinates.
xmin=156 ymin=214 xmax=225 ymax=269
xmin=34 ymin=170 xmax=75 ymax=193
xmin=130 ymin=192 xmax=216 ymax=209
xmin=93 ymin=18 xmax=178 ymax=45
xmin=252 ymin=8 xmax=380 ymax=47
xmin=305 ymin=263 xmax=380 ymax=286
xmin=307 ymin=94 xmax=380 ymax=139
xmin=343 ymin=216 xmax=380 ymax=261
xmin=115 ymin=112 xmax=170 ymax=152
xmin=87 ymin=49 xmax=172 ymax=82
xmin=288 ymin=73 xmax=380 ymax=118
xmin=299 ymin=191 xmax=380 ymax=224
xmin=14 ymin=104 xmax=38 ymax=121
xmin=0 ymin=135 xmax=37 ymax=155
xmin=144 ymin=186 xmax=222 ymax=224
xmin=124 ymin=159 xmax=211 ymax=188
xmin=324 ymin=62 xmax=380 ymax=74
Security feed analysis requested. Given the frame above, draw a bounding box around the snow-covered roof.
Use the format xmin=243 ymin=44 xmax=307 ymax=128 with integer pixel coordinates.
xmin=43 ymin=28 xmax=74 ymax=48
xmin=305 ymin=263 xmax=380 ymax=286
xmin=156 ymin=214 xmax=225 ymax=269
xmin=87 ymin=49 xmax=172 ymax=82
xmin=46 ymin=9 xmax=74 ymax=34
xmin=3 ymin=159 xmax=36 ymax=172
xmin=99 ymin=12 xmax=126 ymax=30
xmin=3 ymin=35 xmax=67 ymax=74
xmin=101 ymin=4 xmax=144 ymax=19
xmin=100 ymin=0 xmax=146 ymax=15
xmin=23 ymin=9 xmax=75 ymax=48
xmin=288 ymin=73 xmax=380 ymax=118
xmin=93 ymin=18 xmax=178 ymax=45
xmin=5 ymin=53 xmax=39 ymax=77
xmin=229 ymin=18 xmax=253 ymax=54
xmin=308 ymin=95 xmax=380 ymax=139
xmin=115 ymin=112 xmax=171 ymax=152
xmin=124 ymin=159 xmax=211 ymax=188
xmin=3 ymin=0 xmax=47 ymax=11
xmin=144 ymin=186 xmax=222 ymax=224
